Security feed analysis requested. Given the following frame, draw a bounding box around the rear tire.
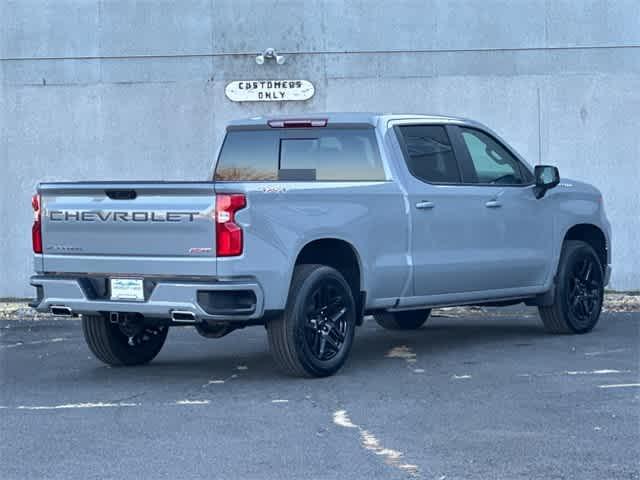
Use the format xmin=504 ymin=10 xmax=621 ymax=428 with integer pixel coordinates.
xmin=82 ymin=314 xmax=168 ymax=366
xmin=267 ymin=264 xmax=357 ymax=377
xmin=374 ymin=309 xmax=431 ymax=330
xmin=539 ymin=240 xmax=604 ymax=334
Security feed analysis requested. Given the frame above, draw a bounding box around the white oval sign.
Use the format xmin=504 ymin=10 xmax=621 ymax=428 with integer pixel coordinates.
xmin=225 ymin=80 xmax=315 ymax=102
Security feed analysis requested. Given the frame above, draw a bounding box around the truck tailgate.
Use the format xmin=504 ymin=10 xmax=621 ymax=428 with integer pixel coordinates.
xmin=38 ymin=182 xmax=217 ymax=276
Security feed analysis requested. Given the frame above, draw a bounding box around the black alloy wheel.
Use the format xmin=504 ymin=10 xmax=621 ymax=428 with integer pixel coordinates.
xmin=567 ymin=254 xmax=603 ymax=329
xmin=267 ymin=264 xmax=357 ymax=377
xmin=539 ymin=240 xmax=604 ymax=334
xmin=304 ymin=279 xmax=349 ymax=361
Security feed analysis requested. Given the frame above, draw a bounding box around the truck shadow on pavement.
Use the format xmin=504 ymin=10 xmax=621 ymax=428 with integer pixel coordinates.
xmin=346 ymin=318 xmax=552 ymax=372
xmin=78 ymin=315 xmax=565 ymax=384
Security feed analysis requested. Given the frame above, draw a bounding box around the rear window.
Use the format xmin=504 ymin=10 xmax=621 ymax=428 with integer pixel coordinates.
xmin=214 ymin=130 xmax=279 ymax=181
xmin=214 ymin=128 xmax=385 ymax=181
xmin=396 ymin=125 xmax=461 ymax=184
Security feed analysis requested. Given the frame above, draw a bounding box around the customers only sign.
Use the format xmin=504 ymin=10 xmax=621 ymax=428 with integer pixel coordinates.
xmin=225 ymin=80 xmax=315 ymax=102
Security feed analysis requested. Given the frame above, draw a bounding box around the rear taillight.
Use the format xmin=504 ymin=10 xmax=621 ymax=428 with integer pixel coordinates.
xmin=32 ymin=193 xmax=42 ymax=254
xmin=215 ymin=194 xmax=246 ymax=256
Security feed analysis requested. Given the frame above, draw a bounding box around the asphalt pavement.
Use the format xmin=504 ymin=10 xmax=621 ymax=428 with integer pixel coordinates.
xmin=1 ymin=307 xmax=638 ymax=480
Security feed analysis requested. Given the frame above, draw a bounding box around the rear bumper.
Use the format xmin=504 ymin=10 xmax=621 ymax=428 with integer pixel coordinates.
xmin=30 ymin=275 xmax=264 ymax=322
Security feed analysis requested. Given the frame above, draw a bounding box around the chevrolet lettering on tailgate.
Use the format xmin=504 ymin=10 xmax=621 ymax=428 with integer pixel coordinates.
xmin=48 ymin=211 xmax=199 ymax=222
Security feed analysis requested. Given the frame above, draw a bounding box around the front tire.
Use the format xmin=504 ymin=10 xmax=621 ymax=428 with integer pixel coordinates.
xmin=539 ymin=240 xmax=604 ymax=334
xmin=82 ymin=315 xmax=168 ymax=366
xmin=267 ymin=264 xmax=357 ymax=377
xmin=374 ymin=309 xmax=431 ymax=330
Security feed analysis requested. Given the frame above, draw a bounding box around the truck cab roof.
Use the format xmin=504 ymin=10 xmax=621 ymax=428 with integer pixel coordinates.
xmin=226 ymin=112 xmax=484 ymax=130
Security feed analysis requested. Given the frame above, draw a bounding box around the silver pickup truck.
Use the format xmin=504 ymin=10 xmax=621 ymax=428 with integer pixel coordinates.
xmin=30 ymin=113 xmax=611 ymax=377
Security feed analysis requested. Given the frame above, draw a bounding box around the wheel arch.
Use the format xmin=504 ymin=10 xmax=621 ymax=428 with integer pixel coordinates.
xmin=531 ymin=222 xmax=609 ymax=307
xmin=562 ymin=223 xmax=608 ymax=270
xmin=293 ymin=238 xmax=366 ymax=324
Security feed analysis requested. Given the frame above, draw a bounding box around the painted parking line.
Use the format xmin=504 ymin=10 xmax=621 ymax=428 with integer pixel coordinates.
xmin=584 ymin=349 xmax=628 ymax=356
xmin=174 ymin=400 xmax=210 ymax=405
xmin=598 ymin=383 xmax=640 ymax=389
xmin=0 ymin=397 xmax=307 ymax=410
xmin=1 ymin=400 xmax=208 ymax=410
xmin=333 ymin=409 xmax=419 ymax=477
xmin=0 ymin=337 xmax=68 ymax=349
xmin=9 ymin=402 xmax=140 ymax=410
xmin=565 ymin=369 xmax=628 ymax=375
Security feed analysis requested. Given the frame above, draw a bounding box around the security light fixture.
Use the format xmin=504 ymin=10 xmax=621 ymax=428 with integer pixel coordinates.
xmin=255 ymin=48 xmax=286 ymax=65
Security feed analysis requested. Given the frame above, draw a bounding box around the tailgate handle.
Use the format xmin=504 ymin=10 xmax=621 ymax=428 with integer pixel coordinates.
xmin=106 ymin=189 xmax=137 ymax=200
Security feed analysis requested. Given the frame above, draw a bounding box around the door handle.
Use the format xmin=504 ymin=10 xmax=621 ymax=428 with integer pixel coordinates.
xmin=415 ymin=201 xmax=435 ymax=210
xmin=485 ymin=200 xmax=502 ymax=208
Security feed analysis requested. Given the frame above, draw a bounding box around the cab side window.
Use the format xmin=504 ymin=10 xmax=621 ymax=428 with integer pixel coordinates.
xmin=397 ymin=125 xmax=461 ymax=183
xmin=460 ymin=128 xmax=527 ymax=185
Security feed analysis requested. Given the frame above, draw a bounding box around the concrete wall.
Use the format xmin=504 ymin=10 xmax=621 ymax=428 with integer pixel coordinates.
xmin=1 ymin=0 xmax=639 ymax=297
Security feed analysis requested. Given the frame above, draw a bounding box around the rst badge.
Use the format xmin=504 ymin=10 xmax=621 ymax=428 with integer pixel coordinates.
xmin=188 ymin=247 xmax=212 ymax=255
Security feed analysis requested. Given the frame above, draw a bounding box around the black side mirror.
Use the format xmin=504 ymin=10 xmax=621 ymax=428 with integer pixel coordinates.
xmin=533 ymin=165 xmax=560 ymax=199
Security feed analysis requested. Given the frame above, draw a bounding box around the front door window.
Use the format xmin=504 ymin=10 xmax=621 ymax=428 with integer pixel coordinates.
xmin=460 ymin=128 xmax=525 ymax=185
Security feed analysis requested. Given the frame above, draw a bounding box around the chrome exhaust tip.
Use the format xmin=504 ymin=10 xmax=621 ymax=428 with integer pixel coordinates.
xmin=171 ymin=310 xmax=197 ymax=323
xmin=50 ymin=305 xmax=73 ymax=317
